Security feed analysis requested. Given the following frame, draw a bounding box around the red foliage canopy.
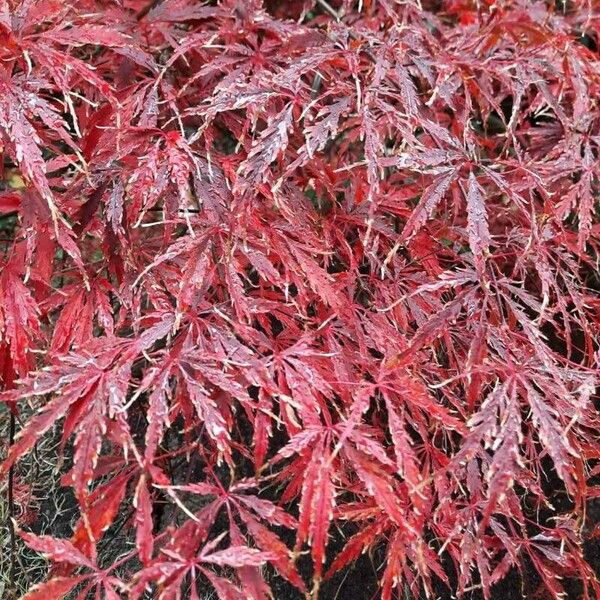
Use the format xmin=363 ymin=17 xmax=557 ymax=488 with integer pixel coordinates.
xmin=1 ymin=0 xmax=600 ymax=598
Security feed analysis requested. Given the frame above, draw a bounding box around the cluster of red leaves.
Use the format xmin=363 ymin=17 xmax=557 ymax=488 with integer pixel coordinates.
xmin=1 ymin=0 xmax=600 ymax=598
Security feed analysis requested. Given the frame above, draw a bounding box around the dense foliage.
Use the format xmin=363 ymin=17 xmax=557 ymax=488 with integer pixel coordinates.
xmin=1 ymin=0 xmax=600 ymax=598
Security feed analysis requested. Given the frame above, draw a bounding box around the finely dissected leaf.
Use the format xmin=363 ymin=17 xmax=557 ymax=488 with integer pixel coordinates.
xmin=293 ymin=439 xmax=336 ymax=580
xmin=19 ymin=531 xmax=94 ymax=568
xmin=304 ymin=98 xmax=350 ymax=159
xmin=1 ymin=381 xmax=97 ymax=477
xmin=238 ymin=103 xmax=294 ymax=189
xmin=0 ymin=77 xmax=53 ymax=202
xmin=522 ymin=380 xmax=578 ymax=494
xmin=396 ymin=62 xmax=420 ymax=117
xmin=401 ymin=168 xmax=458 ymax=241
xmin=0 ymin=260 xmax=42 ymax=381
xmin=134 ymin=476 xmax=155 ymax=566
xmin=21 ymin=576 xmax=88 ymax=600
xmin=465 ymin=172 xmax=490 ymax=273
xmin=240 ymin=509 xmax=306 ymax=591
xmin=71 ymin=473 xmax=129 ymax=559
xmin=202 ymin=546 xmax=275 ymax=568
xmin=1 ymin=2 xmax=599 ymax=599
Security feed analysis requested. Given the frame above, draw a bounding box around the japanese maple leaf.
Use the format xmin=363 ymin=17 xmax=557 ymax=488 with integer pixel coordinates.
xmin=167 ymin=474 xmax=305 ymax=593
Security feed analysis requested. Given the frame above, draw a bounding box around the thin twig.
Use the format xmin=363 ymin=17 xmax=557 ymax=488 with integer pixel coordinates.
xmin=7 ymin=411 xmax=17 ymax=595
xmin=315 ymin=0 xmax=341 ymax=21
